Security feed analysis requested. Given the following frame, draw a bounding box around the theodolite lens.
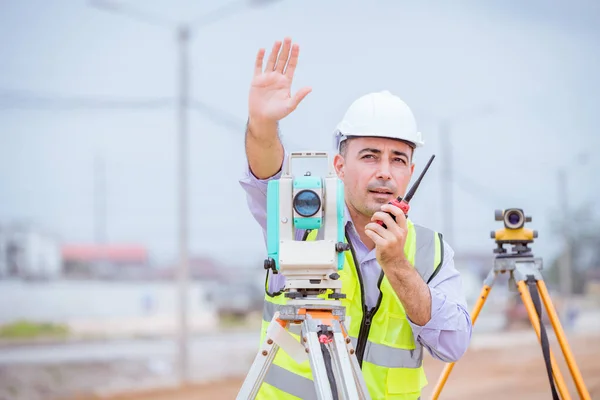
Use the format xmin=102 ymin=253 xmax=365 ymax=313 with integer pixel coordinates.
xmin=504 ymin=209 xmax=524 ymax=229
xmin=293 ymin=190 xmax=321 ymax=217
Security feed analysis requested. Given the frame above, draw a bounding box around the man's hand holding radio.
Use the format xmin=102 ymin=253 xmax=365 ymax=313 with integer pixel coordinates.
xmin=246 ymin=37 xmax=311 ymax=180
xmin=366 ymin=202 xmax=433 ymax=326
xmin=365 ymin=203 xmax=409 ymax=270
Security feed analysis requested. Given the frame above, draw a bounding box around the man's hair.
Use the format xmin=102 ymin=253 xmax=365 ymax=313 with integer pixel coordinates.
xmin=338 ymin=138 xmax=351 ymax=158
xmin=338 ymin=137 xmax=415 ymax=161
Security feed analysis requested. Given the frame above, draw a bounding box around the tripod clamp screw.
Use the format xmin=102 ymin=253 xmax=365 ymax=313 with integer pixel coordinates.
xmin=336 ymin=242 xmax=350 ymax=252
xmin=263 ymin=257 xmax=278 ymax=274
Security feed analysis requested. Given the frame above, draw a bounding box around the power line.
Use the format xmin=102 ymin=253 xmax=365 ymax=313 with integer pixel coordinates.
xmin=189 ymin=99 xmax=246 ymax=133
xmin=452 ymin=172 xmax=514 ymax=209
xmin=0 ymin=90 xmax=250 ymax=135
xmin=89 ymin=0 xmax=176 ymax=29
xmin=0 ymin=89 xmax=173 ymax=110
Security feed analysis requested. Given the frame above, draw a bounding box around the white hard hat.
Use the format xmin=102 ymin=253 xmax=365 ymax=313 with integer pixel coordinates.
xmin=333 ymin=90 xmax=424 ymax=151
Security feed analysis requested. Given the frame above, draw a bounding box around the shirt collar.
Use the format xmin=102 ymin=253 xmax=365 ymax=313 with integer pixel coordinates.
xmin=341 ymin=202 xmax=376 ymax=261
xmin=343 ymin=202 xmax=359 ymax=238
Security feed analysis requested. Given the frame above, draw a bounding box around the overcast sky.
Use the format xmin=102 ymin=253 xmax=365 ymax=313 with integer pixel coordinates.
xmin=1 ymin=0 xmax=599 ymax=268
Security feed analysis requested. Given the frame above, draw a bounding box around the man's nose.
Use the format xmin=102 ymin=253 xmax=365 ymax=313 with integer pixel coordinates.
xmin=376 ymin=161 xmax=392 ymax=180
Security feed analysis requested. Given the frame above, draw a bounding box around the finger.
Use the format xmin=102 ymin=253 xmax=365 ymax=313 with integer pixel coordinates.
xmin=288 ymin=87 xmax=312 ymax=111
xmin=365 ymin=222 xmax=394 ymax=241
xmin=284 ymin=43 xmax=300 ymax=79
xmin=266 ymin=40 xmax=282 ymax=71
xmin=274 ymin=37 xmax=292 ymax=73
xmin=381 ymin=204 xmax=408 ymax=231
xmin=371 ymin=211 xmax=397 ymax=231
xmin=364 ymin=228 xmax=387 ymax=247
xmin=371 ymin=211 xmax=403 ymax=242
xmin=254 ymin=48 xmax=265 ymax=76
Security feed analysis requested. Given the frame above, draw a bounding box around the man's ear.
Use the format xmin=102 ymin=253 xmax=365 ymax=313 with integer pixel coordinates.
xmin=333 ymin=153 xmax=345 ymax=179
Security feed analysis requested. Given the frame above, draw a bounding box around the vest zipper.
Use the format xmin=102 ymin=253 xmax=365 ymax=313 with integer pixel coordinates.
xmin=346 ymin=226 xmax=385 ymax=368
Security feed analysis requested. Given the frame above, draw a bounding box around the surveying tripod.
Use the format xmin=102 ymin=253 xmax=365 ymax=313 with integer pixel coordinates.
xmin=431 ymin=251 xmax=592 ymax=400
xmin=236 ymin=296 xmax=371 ymax=400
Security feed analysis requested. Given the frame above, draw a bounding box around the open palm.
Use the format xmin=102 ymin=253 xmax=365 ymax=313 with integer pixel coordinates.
xmin=249 ymin=38 xmax=312 ymax=122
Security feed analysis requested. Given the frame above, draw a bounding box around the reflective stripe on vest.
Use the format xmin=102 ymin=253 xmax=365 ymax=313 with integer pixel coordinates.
xmin=413 ymin=224 xmax=444 ymax=283
xmin=264 ymin=364 xmax=318 ymax=400
xmin=263 ymin=363 xmax=421 ymax=400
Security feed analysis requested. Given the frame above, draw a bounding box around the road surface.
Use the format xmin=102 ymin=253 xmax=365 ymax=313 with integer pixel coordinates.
xmin=0 ymin=331 xmax=261 ymax=400
xmin=2 ymin=309 xmax=599 ymax=400
xmin=88 ymin=331 xmax=600 ymax=400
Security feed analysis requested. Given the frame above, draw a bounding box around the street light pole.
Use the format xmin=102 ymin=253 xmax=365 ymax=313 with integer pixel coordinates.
xmin=89 ymin=0 xmax=281 ymax=385
xmin=94 ymin=152 xmax=107 ymax=245
xmin=556 ymin=152 xmax=589 ymax=299
xmin=177 ymin=24 xmax=190 ymax=383
xmin=557 ymin=168 xmax=572 ymax=298
xmin=435 ymin=104 xmax=494 ymax=249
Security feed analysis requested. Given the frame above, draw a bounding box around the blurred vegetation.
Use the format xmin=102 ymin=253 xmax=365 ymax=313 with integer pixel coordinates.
xmin=218 ymin=312 xmax=262 ymax=330
xmin=0 ymin=320 xmax=69 ymax=339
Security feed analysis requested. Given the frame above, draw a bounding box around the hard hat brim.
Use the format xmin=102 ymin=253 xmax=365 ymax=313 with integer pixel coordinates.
xmin=334 ymin=130 xmax=425 ymax=151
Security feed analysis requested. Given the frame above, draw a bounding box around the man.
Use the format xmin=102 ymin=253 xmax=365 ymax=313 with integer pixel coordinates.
xmin=239 ymin=37 xmax=472 ymax=400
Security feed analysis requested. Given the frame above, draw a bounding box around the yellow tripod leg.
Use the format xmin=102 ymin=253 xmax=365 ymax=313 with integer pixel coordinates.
xmin=537 ymin=281 xmax=592 ymax=400
xmin=431 ymin=283 xmax=492 ymax=399
xmin=516 ymin=280 xmax=571 ymax=400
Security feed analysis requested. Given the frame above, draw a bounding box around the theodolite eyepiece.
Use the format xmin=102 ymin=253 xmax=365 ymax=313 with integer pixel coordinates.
xmin=491 ymin=208 xmax=538 ymax=256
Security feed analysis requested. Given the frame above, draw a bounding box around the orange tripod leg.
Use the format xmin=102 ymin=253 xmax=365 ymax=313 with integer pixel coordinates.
xmin=516 ymin=280 xmax=572 ymax=400
xmin=537 ymin=281 xmax=592 ymax=400
xmin=431 ymin=283 xmax=493 ymax=399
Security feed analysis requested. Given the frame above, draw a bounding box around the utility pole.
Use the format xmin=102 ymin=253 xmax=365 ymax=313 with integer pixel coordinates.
xmin=434 ymin=104 xmax=494 ymax=250
xmin=556 ymin=152 xmax=589 ymax=298
xmin=90 ymin=0 xmax=281 ymax=385
xmin=177 ymin=24 xmax=190 ymax=383
xmin=557 ymin=168 xmax=572 ymax=298
xmin=94 ymin=153 xmax=106 ymax=245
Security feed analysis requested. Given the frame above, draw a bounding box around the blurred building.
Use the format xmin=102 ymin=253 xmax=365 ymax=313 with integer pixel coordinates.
xmin=0 ymin=223 xmax=62 ymax=280
xmin=455 ymin=251 xmax=495 ymax=277
xmin=156 ymin=256 xmax=264 ymax=318
xmin=61 ymin=244 xmax=149 ymax=280
xmin=584 ymin=268 xmax=600 ymax=298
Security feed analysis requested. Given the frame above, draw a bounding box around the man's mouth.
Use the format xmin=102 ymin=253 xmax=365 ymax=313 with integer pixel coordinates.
xmin=369 ymin=188 xmax=394 ymax=195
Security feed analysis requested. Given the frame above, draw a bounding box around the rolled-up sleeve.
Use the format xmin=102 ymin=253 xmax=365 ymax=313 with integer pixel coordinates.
xmin=407 ymin=242 xmax=473 ymax=362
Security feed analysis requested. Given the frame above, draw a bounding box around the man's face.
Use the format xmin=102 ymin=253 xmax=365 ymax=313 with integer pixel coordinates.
xmin=334 ymin=136 xmax=415 ymax=218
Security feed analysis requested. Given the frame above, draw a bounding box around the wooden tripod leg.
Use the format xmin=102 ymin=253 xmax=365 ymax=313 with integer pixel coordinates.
xmin=516 ymin=281 xmax=572 ymax=400
xmin=537 ymin=281 xmax=592 ymax=400
xmin=431 ymin=283 xmax=493 ymax=399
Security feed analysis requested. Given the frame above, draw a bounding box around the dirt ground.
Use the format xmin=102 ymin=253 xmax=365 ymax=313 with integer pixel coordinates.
xmin=73 ymin=332 xmax=600 ymax=400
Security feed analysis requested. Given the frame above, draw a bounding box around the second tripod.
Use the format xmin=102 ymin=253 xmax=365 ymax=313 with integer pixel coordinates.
xmin=431 ymin=208 xmax=591 ymax=400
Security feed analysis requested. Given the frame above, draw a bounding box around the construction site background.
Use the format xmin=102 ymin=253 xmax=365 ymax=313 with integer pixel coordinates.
xmin=2 ymin=1 xmax=600 ymax=399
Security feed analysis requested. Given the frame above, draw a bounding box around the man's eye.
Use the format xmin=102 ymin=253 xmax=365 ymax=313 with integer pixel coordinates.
xmin=394 ymin=158 xmax=406 ymax=164
xmin=362 ymin=154 xmax=375 ymax=159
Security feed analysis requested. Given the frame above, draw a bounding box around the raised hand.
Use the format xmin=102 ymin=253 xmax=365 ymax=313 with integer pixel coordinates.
xmin=249 ymin=37 xmax=312 ymax=124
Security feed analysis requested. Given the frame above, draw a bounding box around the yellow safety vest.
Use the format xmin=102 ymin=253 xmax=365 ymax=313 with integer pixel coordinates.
xmin=257 ymin=219 xmax=444 ymax=400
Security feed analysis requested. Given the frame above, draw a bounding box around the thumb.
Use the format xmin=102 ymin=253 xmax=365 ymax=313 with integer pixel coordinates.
xmin=288 ymin=86 xmax=312 ymax=111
